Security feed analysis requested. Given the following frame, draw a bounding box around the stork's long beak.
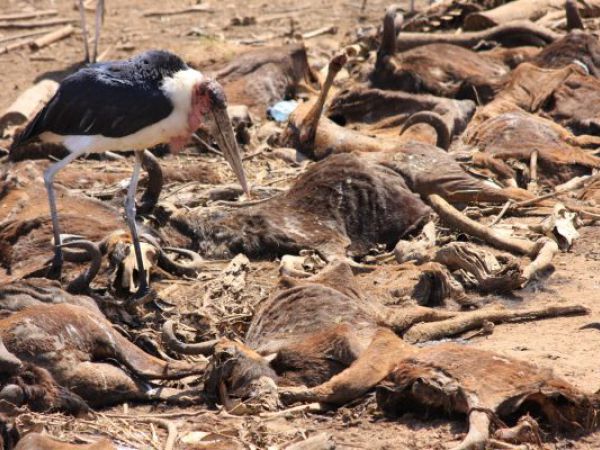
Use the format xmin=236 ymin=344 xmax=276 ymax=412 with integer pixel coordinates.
xmin=210 ymin=106 xmax=250 ymax=196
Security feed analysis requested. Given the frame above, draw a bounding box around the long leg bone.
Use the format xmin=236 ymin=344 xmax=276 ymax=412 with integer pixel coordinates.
xmin=450 ymin=410 xmax=491 ymax=450
xmin=403 ymin=303 xmax=588 ymax=343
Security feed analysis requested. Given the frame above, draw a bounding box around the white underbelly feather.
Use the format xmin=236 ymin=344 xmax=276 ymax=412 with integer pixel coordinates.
xmin=39 ymin=109 xmax=189 ymax=153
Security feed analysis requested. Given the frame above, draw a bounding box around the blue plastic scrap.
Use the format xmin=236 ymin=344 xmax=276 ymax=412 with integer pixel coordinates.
xmin=267 ymin=100 xmax=299 ymax=122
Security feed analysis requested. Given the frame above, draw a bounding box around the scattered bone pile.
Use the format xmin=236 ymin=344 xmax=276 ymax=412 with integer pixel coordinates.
xmin=2 ymin=0 xmax=600 ymax=449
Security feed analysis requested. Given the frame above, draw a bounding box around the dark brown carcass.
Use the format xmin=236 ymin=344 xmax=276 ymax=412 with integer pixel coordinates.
xmin=169 ymin=152 xmax=432 ymax=260
xmin=370 ymin=7 xmax=510 ymax=102
xmin=212 ymin=43 xmax=315 ymax=118
xmin=0 ymin=303 xmax=204 ymax=409
xmin=164 ymin=262 xmax=591 ymax=449
xmin=463 ymin=108 xmax=600 ymax=187
xmin=15 ymin=433 xmax=117 ymax=450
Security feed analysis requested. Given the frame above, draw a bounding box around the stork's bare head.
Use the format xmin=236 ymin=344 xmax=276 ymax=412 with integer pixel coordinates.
xmin=191 ymin=78 xmax=250 ymax=196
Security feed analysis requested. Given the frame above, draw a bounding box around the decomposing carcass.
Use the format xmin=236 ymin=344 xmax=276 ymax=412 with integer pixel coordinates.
xmin=0 ymin=160 xmax=212 ymax=295
xmin=370 ymin=7 xmax=509 ymax=102
xmin=0 ymin=303 xmax=203 ymax=410
xmin=169 ymin=152 xmax=432 ymax=261
xmin=211 ymin=43 xmax=316 ymax=118
xmin=14 ymin=433 xmax=117 ymax=450
xmin=463 ymin=107 xmax=600 ymax=188
xmin=163 ymin=262 xmax=591 ymax=449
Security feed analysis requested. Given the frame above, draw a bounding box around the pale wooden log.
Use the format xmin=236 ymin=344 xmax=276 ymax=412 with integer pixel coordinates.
xmin=29 ymin=25 xmax=74 ymax=50
xmin=0 ymin=18 xmax=74 ymax=29
xmin=0 ymin=29 xmax=52 ymax=45
xmin=0 ymin=38 xmax=32 ymax=55
xmin=404 ymin=304 xmax=589 ymax=343
xmin=0 ymin=10 xmax=58 ymax=21
xmin=142 ymin=5 xmax=213 ymax=17
xmin=464 ymin=0 xmax=600 ymax=31
xmin=0 ymin=79 xmax=58 ymax=133
xmin=302 ymin=25 xmax=338 ymax=39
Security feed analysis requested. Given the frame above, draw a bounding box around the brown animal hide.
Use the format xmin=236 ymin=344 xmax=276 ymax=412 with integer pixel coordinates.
xmin=533 ymin=31 xmax=600 ymax=76
xmin=212 ymin=43 xmax=314 ymax=117
xmin=542 ymin=71 xmax=600 ymax=136
xmin=203 ymin=263 xmax=451 ymax=407
xmin=368 ymin=8 xmax=511 ymax=103
xmin=372 ymin=43 xmax=508 ymax=102
xmin=284 ymin=55 xmax=531 ymax=206
xmin=327 ymin=87 xmax=475 ymax=143
xmin=15 ymin=433 xmax=116 ymax=450
xmin=169 ymin=153 xmax=431 ymax=260
xmin=0 ymin=279 xmax=102 ymax=317
xmin=0 ymin=364 xmax=89 ymax=416
xmin=199 ymin=261 xmax=585 ymax=422
xmin=0 ymin=304 xmax=203 ymax=408
xmin=463 ymin=109 xmax=600 ymax=187
xmin=378 ymin=344 xmax=598 ymax=438
xmin=0 ymin=162 xmax=128 ymax=282
xmin=482 ymin=62 xmax=600 ymax=137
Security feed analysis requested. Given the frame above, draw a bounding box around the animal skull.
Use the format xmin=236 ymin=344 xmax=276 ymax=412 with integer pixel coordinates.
xmin=120 ymin=242 xmax=158 ymax=293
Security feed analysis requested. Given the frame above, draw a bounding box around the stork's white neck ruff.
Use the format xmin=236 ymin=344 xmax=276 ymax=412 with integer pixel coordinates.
xmin=40 ymin=68 xmax=205 ymax=154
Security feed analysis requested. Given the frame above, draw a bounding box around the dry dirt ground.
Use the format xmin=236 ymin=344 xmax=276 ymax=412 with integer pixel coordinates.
xmin=2 ymin=0 xmax=600 ymax=449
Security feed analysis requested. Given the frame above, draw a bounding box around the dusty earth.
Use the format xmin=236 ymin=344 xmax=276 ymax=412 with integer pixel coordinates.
xmin=1 ymin=0 xmax=600 ymax=449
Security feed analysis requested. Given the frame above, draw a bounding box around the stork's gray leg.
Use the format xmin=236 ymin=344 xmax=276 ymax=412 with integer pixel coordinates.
xmin=125 ymin=150 xmax=149 ymax=297
xmin=78 ymin=0 xmax=90 ymax=63
xmin=44 ymin=150 xmax=87 ymax=279
xmin=91 ymin=0 xmax=105 ymax=63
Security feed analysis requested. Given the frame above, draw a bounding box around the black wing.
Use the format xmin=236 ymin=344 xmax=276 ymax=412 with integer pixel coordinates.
xmin=12 ymin=62 xmax=174 ymax=148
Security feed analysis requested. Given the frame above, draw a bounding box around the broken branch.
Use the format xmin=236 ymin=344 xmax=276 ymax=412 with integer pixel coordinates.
xmin=29 ymin=25 xmax=74 ymax=50
xmin=0 ymin=18 xmax=75 ymax=29
xmin=0 ymin=10 xmax=57 ymax=21
xmin=142 ymin=5 xmax=213 ymax=17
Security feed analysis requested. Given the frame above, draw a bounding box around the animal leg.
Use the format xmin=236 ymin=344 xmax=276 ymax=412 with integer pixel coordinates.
xmin=68 ymin=361 xmax=150 ymax=406
xmin=43 ymin=149 xmax=87 ymax=279
xmin=66 ymin=361 xmax=187 ymax=407
xmin=77 ymin=0 xmax=90 ymax=62
xmin=385 ymin=305 xmax=456 ymax=334
xmin=279 ymin=328 xmax=414 ymax=405
xmin=124 ymin=150 xmax=149 ymax=297
xmin=108 ymin=328 xmax=205 ymax=379
xmin=450 ymin=410 xmax=491 ymax=450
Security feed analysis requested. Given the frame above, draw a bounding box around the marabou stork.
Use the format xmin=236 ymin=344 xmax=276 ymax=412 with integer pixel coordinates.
xmin=10 ymin=50 xmax=249 ymax=297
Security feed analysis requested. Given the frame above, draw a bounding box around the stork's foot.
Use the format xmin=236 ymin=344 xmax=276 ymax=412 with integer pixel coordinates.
xmin=46 ymin=248 xmax=63 ymax=280
xmin=126 ymin=286 xmax=158 ymax=313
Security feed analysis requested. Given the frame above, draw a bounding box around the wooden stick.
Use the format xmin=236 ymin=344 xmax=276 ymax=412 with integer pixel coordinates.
xmin=0 ymin=18 xmax=74 ymax=29
xmin=302 ymin=25 xmax=338 ymax=39
xmin=0 ymin=10 xmax=57 ymax=21
xmin=0 ymin=29 xmax=52 ymax=45
xmin=0 ymin=38 xmax=32 ymax=55
xmin=428 ymin=194 xmax=536 ymax=256
xmin=404 ymin=304 xmax=589 ymax=343
xmin=142 ymin=5 xmax=213 ymax=17
xmin=29 ymin=25 xmax=74 ymax=50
